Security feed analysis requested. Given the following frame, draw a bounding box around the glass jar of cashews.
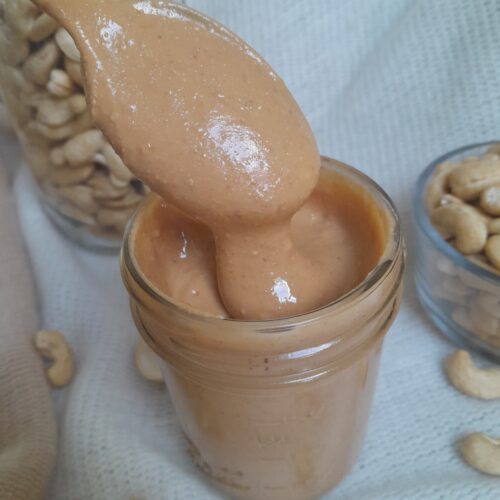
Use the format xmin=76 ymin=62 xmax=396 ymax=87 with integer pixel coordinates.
xmin=0 ymin=0 xmax=146 ymax=250
xmin=414 ymin=142 xmax=500 ymax=361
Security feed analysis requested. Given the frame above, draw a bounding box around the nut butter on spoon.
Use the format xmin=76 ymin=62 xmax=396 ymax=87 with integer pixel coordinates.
xmin=34 ymin=0 xmax=339 ymax=319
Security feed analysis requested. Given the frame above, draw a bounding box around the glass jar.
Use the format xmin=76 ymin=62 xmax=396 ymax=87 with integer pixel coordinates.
xmin=121 ymin=157 xmax=404 ymax=499
xmin=413 ymin=141 xmax=500 ymax=361
xmin=0 ymin=1 xmax=146 ymax=251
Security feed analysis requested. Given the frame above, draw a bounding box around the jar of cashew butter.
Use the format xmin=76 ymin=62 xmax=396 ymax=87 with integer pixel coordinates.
xmin=0 ymin=0 xmax=146 ymax=250
xmin=121 ymin=157 xmax=405 ymax=499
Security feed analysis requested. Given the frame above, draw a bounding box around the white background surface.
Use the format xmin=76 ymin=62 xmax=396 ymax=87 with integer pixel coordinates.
xmin=4 ymin=0 xmax=500 ymax=498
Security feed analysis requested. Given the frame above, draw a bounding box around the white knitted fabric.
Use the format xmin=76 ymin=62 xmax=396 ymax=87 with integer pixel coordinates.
xmin=5 ymin=0 xmax=500 ymax=498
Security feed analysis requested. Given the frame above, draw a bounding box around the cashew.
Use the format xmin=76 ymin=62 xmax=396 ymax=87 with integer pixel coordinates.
xmin=23 ymin=143 xmax=50 ymax=179
xmin=51 ymin=164 xmax=95 ymax=186
xmin=435 ymin=256 xmax=456 ymax=276
xmin=425 ymin=161 xmax=459 ymax=210
xmin=480 ymin=186 xmax=500 ymax=216
xmin=37 ymin=94 xmax=87 ymax=127
xmin=458 ymin=257 xmax=500 ymax=294
xmin=54 ymin=28 xmax=80 ymax=62
xmin=28 ymin=12 xmax=59 ymax=42
xmin=96 ymin=206 xmax=136 ymax=230
xmin=49 ymin=146 xmax=66 ymax=167
xmin=485 ymin=234 xmax=500 ymax=270
xmin=4 ymin=0 xmax=40 ymax=38
xmin=109 ymin=173 xmax=132 ymax=189
xmin=100 ymin=190 xmax=143 ymax=209
xmin=22 ymin=40 xmax=60 ymax=86
xmin=460 ymin=433 xmax=500 ymax=476
xmin=470 ymin=297 xmax=500 ymax=338
xmin=62 ymin=129 xmax=104 ymax=166
xmin=448 ymin=156 xmax=500 ymax=201
xmin=487 ymin=144 xmax=500 ymax=156
xmin=47 ymin=68 xmax=75 ymax=97
xmin=59 ymin=184 xmax=100 ymax=214
xmin=477 ymin=292 xmax=500 ymax=319
xmin=87 ymin=170 xmax=131 ymax=200
xmin=34 ymin=329 xmax=73 ymax=388
xmin=101 ymin=142 xmax=134 ymax=181
xmin=64 ymin=57 xmax=83 ymax=86
xmin=135 ymin=337 xmax=164 ymax=383
xmin=2 ymin=66 xmax=36 ymax=96
xmin=0 ymin=20 xmax=30 ymax=66
xmin=446 ymin=350 xmax=500 ymax=399
xmin=490 ymin=219 xmax=500 ymax=234
xmin=431 ymin=203 xmax=488 ymax=254
xmin=58 ymin=200 xmax=96 ymax=226
xmin=26 ymin=111 xmax=92 ymax=141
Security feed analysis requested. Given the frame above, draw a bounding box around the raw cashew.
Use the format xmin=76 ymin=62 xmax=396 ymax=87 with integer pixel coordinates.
xmin=28 ymin=12 xmax=59 ymax=42
xmin=480 ymin=186 xmax=500 ymax=216
xmin=448 ymin=157 xmax=500 ymax=201
xmin=22 ymin=39 xmax=60 ymax=86
xmin=62 ymin=129 xmax=104 ymax=166
xmin=27 ymin=111 xmax=92 ymax=141
xmin=49 ymin=146 xmax=66 ymax=167
xmin=87 ymin=170 xmax=131 ymax=200
xmin=470 ymin=298 xmax=500 ymax=338
xmin=460 ymin=433 xmax=500 ymax=476
xmin=59 ymin=184 xmax=99 ymax=214
xmin=445 ymin=350 xmax=500 ymax=399
xmin=55 ymin=28 xmax=80 ymax=62
xmin=485 ymin=234 xmax=500 ymax=271
xmin=58 ymin=200 xmax=95 ymax=225
xmin=96 ymin=206 xmax=136 ymax=230
xmin=490 ymin=219 xmax=500 ymax=234
xmin=0 ymin=20 xmax=30 ymax=66
xmin=425 ymin=161 xmax=458 ymax=210
xmin=47 ymin=68 xmax=75 ymax=97
xmin=64 ymin=57 xmax=83 ymax=86
xmin=100 ymin=190 xmax=143 ymax=209
xmin=477 ymin=292 xmax=500 ymax=319
xmin=36 ymin=94 xmax=86 ymax=127
xmin=4 ymin=0 xmax=40 ymax=38
xmin=431 ymin=203 xmax=488 ymax=254
xmin=34 ymin=329 xmax=73 ymax=388
xmin=135 ymin=337 xmax=164 ymax=383
xmin=435 ymin=256 xmax=456 ymax=276
xmin=23 ymin=143 xmax=50 ymax=179
xmin=102 ymin=142 xmax=133 ymax=181
xmin=51 ymin=164 xmax=95 ymax=186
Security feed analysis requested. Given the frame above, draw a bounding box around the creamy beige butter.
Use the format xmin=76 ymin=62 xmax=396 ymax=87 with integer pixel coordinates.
xmin=134 ymin=167 xmax=386 ymax=318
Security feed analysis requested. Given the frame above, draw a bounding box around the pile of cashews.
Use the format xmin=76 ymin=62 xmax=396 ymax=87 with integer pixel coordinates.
xmin=0 ymin=0 xmax=145 ymax=240
xmin=446 ymin=350 xmax=500 ymax=476
xmin=426 ymin=144 xmax=500 ymax=349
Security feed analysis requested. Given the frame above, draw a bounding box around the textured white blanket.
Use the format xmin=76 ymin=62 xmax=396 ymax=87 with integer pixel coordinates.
xmin=5 ymin=0 xmax=500 ymax=498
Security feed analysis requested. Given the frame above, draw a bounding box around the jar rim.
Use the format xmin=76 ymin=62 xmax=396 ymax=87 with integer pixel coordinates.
xmin=412 ymin=140 xmax=500 ymax=285
xmin=121 ymin=155 xmax=403 ymax=334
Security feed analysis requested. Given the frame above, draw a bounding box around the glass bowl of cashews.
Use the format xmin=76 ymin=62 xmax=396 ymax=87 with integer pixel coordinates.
xmin=414 ymin=141 xmax=500 ymax=361
xmin=0 ymin=0 xmax=147 ymax=251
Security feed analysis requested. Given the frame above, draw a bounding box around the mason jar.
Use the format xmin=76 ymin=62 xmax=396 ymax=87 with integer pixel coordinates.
xmin=0 ymin=0 xmax=146 ymax=250
xmin=121 ymin=156 xmax=405 ymax=499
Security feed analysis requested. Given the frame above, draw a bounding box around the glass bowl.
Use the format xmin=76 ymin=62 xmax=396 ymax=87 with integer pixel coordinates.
xmin=413 ymin=141 xmax=500 ymax=361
